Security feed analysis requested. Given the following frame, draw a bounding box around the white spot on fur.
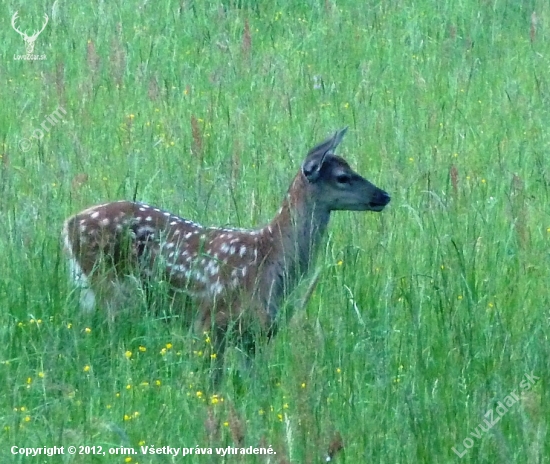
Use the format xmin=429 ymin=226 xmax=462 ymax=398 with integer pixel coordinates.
xmin=239 ymin=246 xmax=247 ymax=257
xmin=220 ymin=243 xmax=230 ymax=254
xmin=145 ymin=216 xmax=152 ymax=222
xmin=171 ymin=264 xmax=187 ymax=273
xmin=211 ymin=282 xmax=224 ymax=295
xmin=137 ymin=226 xmax=156 ymax=235
xmin=90 ymin=211 xmax=99 ymax=219
xmin=99 ymin=218 xmax=110 ymax=227
xmin=206 ymin=262 xmax=219 ymax=276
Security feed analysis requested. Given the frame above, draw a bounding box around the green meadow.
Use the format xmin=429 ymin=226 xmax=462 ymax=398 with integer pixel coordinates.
xmin=1 ymin=0 xmax=549 ymax=462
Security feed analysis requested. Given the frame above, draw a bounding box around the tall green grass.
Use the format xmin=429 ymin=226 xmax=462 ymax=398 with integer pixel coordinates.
xmin=1 ymin=0 xmax=549 ymax=462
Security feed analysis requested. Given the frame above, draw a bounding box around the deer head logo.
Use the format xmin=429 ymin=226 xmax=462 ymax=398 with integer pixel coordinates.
xmin=11 ymin=12 xmax=49 ymax=55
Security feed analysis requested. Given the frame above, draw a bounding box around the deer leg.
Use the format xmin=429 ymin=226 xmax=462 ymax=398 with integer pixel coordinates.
xmin=194 ymin=304 xmax=228 ymax=390
xmin=209 ymin=325 xmax=227 ymax=390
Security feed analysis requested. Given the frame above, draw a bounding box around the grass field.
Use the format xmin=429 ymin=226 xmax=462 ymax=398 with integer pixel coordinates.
xmin=1 ymin=0 xmax=549 ymax=462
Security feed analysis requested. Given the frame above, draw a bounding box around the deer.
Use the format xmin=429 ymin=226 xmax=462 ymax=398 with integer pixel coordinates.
xmin=11 ymin=12 xmax=49 ymax=55
xmin=62 ymin=128 xmax=390 ymax=379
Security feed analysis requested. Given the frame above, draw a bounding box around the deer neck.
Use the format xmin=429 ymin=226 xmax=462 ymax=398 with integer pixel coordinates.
xmin=266 ymin=173 xmax=330 ymax=291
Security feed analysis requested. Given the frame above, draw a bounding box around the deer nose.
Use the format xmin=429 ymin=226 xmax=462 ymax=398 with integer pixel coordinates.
xmin=379 ymin=190 xmax=391 ymax=205
xmin=366 ymin=189 xmax=390 ymax=211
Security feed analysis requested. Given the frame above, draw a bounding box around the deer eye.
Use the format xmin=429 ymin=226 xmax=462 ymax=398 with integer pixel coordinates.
xmin=336 ymin=174 xmax=351 ymax=185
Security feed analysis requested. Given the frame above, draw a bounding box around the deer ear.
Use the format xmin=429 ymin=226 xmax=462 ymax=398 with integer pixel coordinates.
xmin=302 ymin=127 xmax=348 ymax=183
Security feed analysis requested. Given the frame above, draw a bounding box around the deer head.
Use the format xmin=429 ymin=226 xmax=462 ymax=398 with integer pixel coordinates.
xmin=301 ymin=127 xmax=391 ymax=212
xmin=11 ymin=12 xmax=49 ymax=54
